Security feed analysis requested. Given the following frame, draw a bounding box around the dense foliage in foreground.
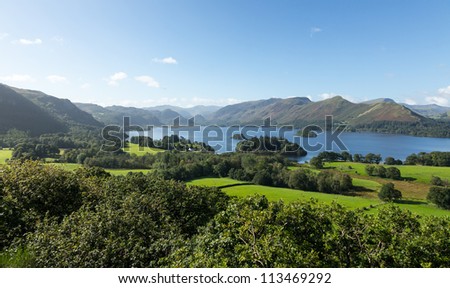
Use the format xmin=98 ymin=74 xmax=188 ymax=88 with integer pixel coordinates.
xmin=1 ymin=161 xmax=450 ymax=267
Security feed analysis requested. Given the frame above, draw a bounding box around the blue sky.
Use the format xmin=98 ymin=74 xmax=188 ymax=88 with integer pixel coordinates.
xmin=1 ymin=0 xmax=450 ymax=107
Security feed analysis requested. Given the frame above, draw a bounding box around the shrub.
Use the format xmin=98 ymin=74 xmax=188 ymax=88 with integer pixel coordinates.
xmin=386 ymin=167 xmax=402 ymax=180
xmin=427 ymin=186 xmax=450 ymax=210
xmin=378 ymin=183 xmax=402 ymax=202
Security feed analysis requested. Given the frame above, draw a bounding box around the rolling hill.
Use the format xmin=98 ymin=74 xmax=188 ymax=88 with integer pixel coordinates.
xmin=0 ymin=84 xmax=67 ymax=135
xmin=207 ymin=96 xmax=423 ymax=127
xmin=11 ymin=87 xmax=101 ymax=127
xmin=404 ymin=104 xmax=450 ymax=119
xmin=0 ymin=83 xmax=103 ymax=136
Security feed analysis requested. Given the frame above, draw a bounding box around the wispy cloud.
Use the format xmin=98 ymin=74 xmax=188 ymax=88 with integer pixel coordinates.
xmin=152 ymin=57 xmax=178 ymax=64
xmin=425 ymin=85 xmax=450 ymax=106
xmin=0 ymin=74 xmax=36 ymax=83
xmin=107 ymin=72 xmax=127 ymax=86
xmin=310 ymin=27 xmax=322 ymax=38
xmin=47 ymin=75 xmax=67 ymax=83
xmin=404 ymin=98 xmax=417 ymax=105
xmin=0 ymin=33 xmax=9 ymax=40
xmin=135 ymin=75 xmax=160 ymax=88
xmin=438 ymin=85 xmax=450 ymax=95
xmin=426 ymin=96 xmax=449 ymax=106
xmin=17 ymin=38 xmax=42 ymax=45
xmin=319 ymin=92 xmax=336 ymax=100
xmin=51 ymin=36 xmax=64 ymax=45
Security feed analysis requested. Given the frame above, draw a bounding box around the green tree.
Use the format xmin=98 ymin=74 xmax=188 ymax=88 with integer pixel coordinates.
xmin=378 ymin=183 xmax=402 ymax=202
xmin=427 ymin=186 xmax=450 ymax=210
xmin=309 ymin=156 xmax=323 ymax=169
xmin=386 ymin=167 xmax=402 ymax=180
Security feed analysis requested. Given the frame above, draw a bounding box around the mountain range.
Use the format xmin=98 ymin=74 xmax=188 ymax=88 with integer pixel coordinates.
xmin=1 ymin=83 xmax=449 ymax=137
xmin=0 ymin=84 xmax=101 ymax=135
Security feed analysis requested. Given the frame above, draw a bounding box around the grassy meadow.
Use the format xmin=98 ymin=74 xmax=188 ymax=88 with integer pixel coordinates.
xmin=326 ymin=161 xmax=450 ymax=184
xmin=0 ymin=149 xmax=13 ymax=164
xmin=123 ymin=143 xmax=164 ymax=156
xmin=187 ymin=176 xmax=450 ymax=217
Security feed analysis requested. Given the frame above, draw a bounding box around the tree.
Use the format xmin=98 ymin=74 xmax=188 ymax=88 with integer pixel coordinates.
xmin=288 ymin=169 xmax=317 ymax=191
xmin=430 ymin=176 xmax=445 ymax=187
xmin=427 ymin=186 xmax=450 ymax=210
xmin=386 ymin=167 xmax=402 ymax=180
xmin=309 ymin=156 xmax=323 ymax=169
xmin=365 ymin=165 xmax=375 ymax=176
xmin=378 ymin=183 xmax=402 ymax=202
xmin=353 ymin=154 xmax=363 ymax=163
xmin=384 ymin=157 xmax=402 ymax=165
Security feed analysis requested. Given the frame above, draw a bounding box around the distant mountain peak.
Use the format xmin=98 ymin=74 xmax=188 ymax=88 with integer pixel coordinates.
xmin=362 ymin=98 xmax=396 ymax=105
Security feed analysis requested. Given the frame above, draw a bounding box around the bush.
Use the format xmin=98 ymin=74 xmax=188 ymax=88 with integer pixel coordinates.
xmin=25 ymin=176 xmax=230 ymax=267
xmin=386 ymin=167 xmax=402 ymax=180
xmin=309 ymin=157 xmax=323 ymax=169
xmin=1 ymin=161 xmax=82 ymax=248
xmin=427 ymin=186 xmax=450 ymax=210
xmin=430 ymin=176 xmax=444 ymax=187
xmin=378 ymin=183 xmax=402 ymax=202
xmin=316 ymin=171 xmax=352 ymax=194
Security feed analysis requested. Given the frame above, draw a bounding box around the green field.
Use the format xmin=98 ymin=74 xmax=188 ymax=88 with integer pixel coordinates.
xmin=187 ymin=177 xmax=250 ymax=187
xmin=352 ymin=178 xmax=381 ymax=191
xmin=0 ymin=149 xmax=13 ymax=164
xmin=51 ymin=163 xmax=153 ymax=176
xmin=50 ymin=163 xmax=82 ymax=171
xmin=123 ymin=143 xmax=164 ymax=156
xmin=222 ymin=184 xmax=381 ymax=209
xmin=326 ymin=161 xmax=450 ymax=184
xmin=106 ymin=169 xmax=153 ymax=176
xmin=186 ymin=175 xmax=450 ymax=217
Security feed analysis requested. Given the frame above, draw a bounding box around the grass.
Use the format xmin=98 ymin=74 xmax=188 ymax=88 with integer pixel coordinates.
xmin=0 ymin=248 xmax=34 ymax=268
xmin=123 ymin=143 xmax=164 ymax=156
xmin=222 ymin=184 xmax=381 ymax=209
xmin=352 ymin=178 xmax=381 ymax=192
xmin=324 ymin=161 xmax=450 ymax=200
xmin=50 ymin=163 xmax=82 ymax=171
xmin=377 ymin=201 xmax=450 ymax=218
xmin=185 ymin=176 xmax=450 ymax=217
xmin=326 ymin=161 xmax=450 ymax=184
xmin=187 ymin=177 xmax=250 ymax=187
xmin=106 ymin=169 xmax=153 ymax=176
xmin=0 ymin=149 xmax=13 ymax=164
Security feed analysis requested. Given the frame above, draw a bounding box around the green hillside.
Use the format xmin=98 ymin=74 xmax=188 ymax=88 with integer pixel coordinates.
xmin=0 ymin=84 xmax=67 ymax=135
xmin=12 ymin=87 xmax=101 ymax=127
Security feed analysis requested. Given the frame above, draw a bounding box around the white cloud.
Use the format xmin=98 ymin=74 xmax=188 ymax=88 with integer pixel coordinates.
xmin=0 ymin=33 xmax=9 ymax=40
xmin=0 ymin=74 xmax=36 ymax=83
xmin=18 ymin=38 xmax=42 ymax=45
xmin=107 ymin=72 xmax=127 ymax=86
xmin=51 ymin=36 xmax=64 ymax=44
xmin=153 ymin=57 xmax=178 ymax=64
xmin=426 ymin=96 xmax=449 ymax=106
xmin=319 ymin=93 xmax=336 ymax=100
xmin=426 ymin=85 xmax=450 ymax=106
xmin=47 ymin=75 xmax=67 ymax=83
xmin=438 ymin=85 xmax=450 ymax=95
xmin=404 ymin=98 xmax=417 ymax=105
xmin=310 ymin=27 xmax=322 ymax=37
xmin=135 ymin=75 xmax=160 ymax=88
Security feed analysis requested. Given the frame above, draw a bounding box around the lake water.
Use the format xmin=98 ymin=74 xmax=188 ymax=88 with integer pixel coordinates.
xmin=130 ymin=127 xmax=450 ymax=163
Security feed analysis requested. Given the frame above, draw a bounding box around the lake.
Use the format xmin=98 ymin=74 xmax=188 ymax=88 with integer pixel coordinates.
xmin=129 ymin=126 xmax=450 ymax=163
